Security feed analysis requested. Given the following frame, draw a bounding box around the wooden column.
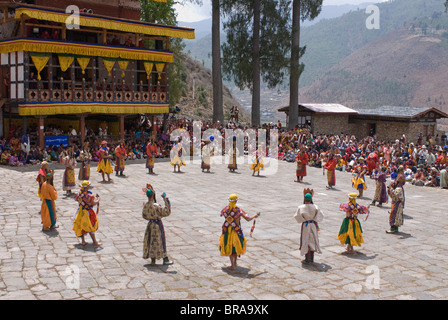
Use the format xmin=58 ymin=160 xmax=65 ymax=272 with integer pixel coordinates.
xmin=152 ymin=115 xmax=157 ymax=138
xmin=79 ymin=114 xmax=86 ymax=144
xmin=119 ymin=115 xmax=125 ymax=142
xmin=38 ymin=116 xmax=45 ymax=150
xmin=22 ymin=116 xmax=27 ymax=135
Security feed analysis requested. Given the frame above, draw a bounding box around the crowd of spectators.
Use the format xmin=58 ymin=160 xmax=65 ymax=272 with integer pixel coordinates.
xmin=278 ymin=129 xmax=448 ymax=189
xmin=1 ymin=115 xmax=447 ymax=189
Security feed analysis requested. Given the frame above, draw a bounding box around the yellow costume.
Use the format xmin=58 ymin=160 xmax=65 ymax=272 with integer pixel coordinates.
xmin=72 ymin=181 xmax=99 ymax=237
xmin=170 ymin=142 xmax=186 ymax=167
xmin=337 ymin=193 xmax=370 ymax=247
xmin=219 ymin=194 xmax=248 ymax=257
xmin=250 ymin=154 xmax=264 ymax=172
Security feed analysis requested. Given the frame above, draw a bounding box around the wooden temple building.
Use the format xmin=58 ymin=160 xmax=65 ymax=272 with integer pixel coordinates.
xmin=0 ymin=0 xmax=194 ymax=148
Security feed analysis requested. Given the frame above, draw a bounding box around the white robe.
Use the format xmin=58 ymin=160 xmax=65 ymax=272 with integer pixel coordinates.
xmin=294 ymin=203 xmax=324 ymax=256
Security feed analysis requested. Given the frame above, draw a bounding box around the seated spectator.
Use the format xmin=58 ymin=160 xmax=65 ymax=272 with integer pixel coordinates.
xmin=412 ymin=168 xmax=425 ymax=186
xmin=1 ymin=149 xmax=11 ymax=165
xmin=425 ymin=167 xmax=439 ymax=187
xmin=9 ymin=152 xmax=21 ymax=166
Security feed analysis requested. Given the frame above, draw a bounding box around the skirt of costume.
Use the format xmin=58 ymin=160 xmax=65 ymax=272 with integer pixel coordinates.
xmin=63 ymin=168 xmax=76 ymax=191
xmin=337 ymin=217 xmax=364 ymax=247
xmin=373 ymin=182 xmax=388 ymax=203
xmin=146 ymin=156 xmax=155 ymax=169
xmin=97 ymin=158 xmax=113 ymax=174
xmin=327 ymin=169 xmax=336 ymax=187
xmin=170 ymin=154 xmax=185 ymax=167
xmin=296 ymin=162 xmax=307 ymax=177
xmin=201 ymin=155 xmax=211 ymax=170
xmin=250 ymin=159 xmax=264 ymax=172
xmin=78 ymin=161 xmax=90 ymax=180
xmin=41 ymin=199 xmax=57 ymax=229
xmin=352 ymin=175 xmax=367 ymax=190
xmin=143 ymin=220 xmax=168 ymax=260
xmin=219 ymin=226 xmax=246 ymax=257
xmin=389 ymin=201 xmax=404 ymax=228
xmin=72 ymin=207 xmax=98 ymax=237
xmin=115 ymin=157 xmax=125 ymax=172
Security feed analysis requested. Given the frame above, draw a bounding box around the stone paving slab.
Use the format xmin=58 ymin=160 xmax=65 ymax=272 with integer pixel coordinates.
xmin=0 ymin=156 xmax=447 ymax=300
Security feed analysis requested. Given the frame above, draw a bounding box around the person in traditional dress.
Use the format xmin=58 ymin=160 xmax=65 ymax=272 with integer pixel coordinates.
xmin=78 ymin=142 xmax=92 ymax=181
xmin=72 ymin=180 xmax=102 ymax=246
xmin=146 ymin=137 xmax=158 ymax=174
xmin=371 ymin=165 xmax=388 ymax=207
xmin=201 ymin=136 xmax=214 ymax=173
xmin=62 ymin=147 xmax=77 ymax=196
xmin=170 ymin=138 xmax=186 ymax=173
xmin=40 ymin=172 xmax=58 ymax=231
xmin=386 ymin=174 xmax=405 ymax=234
xmin=37 ymin=161 xmax=53 ymax=199
xmin=142 ymin=184 xmax=173 ymax=266
xmin=295 ymin=147 xmax=309 ymax=182
xmin=351 ymin=159 xmax=367 ymax=198
xmin=227 ymin=136 xmax=238 ymax=173
xmin=97 ymin=140 xmax=113 ymax=182
xmin=440 ymin=169 xmax=448 ymax=189
xmin=250 ymin=150 xmax=264 ymax=176
xmin=366 ymin=151 xmax=379 ymax=176
xmin=114 ymin=141 xmax=127 ymax=176
xmin=294 ymin=188 xmax=324 ymax=264
xmin=219 ymin=194 xmax=259 ymax=270
xmin=337 ymin=193 xmax=370 ymax=254
xmin=323 ymin=153 xmax=337 ymax=189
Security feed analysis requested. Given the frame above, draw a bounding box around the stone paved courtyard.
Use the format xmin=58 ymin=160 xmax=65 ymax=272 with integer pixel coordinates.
xmin=0 ymin=156 xmax=447 ymax=301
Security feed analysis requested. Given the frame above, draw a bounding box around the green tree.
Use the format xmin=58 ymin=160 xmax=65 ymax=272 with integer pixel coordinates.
xmin=140 ymin=0 xmax=201 ymax=107
xmin=221 ymin=0 xmax=291 ymax=127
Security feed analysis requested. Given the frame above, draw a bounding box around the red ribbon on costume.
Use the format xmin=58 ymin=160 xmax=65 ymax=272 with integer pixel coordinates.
xmin=250 ymin=212 xmax=260 ymax=237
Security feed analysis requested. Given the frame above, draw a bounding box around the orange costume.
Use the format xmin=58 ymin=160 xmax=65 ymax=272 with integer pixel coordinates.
xmin=296 ymin=151 xmax=309 ymax=180
xmin=40 ymin=179 xmax=58 ymax=230
xmin=114 ymin=145 xmax=127 ymax=175
xmin=146 ymin=142 xmax=158 ymax=173
xmin=324 ymin=156 xmax=337 ymax=188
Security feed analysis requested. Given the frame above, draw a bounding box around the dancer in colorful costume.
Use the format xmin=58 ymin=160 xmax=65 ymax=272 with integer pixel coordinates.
xmin=78 ymin=142 xmax=92 ymax=181
xmin=142 ymin=184 xmax=173 ymax=265
xmin=170 ymin=138 xmax=186 ymax=173
xmin=146 ymin=138 xmax=158 ymax=174
xmin=97 ymin=140 xmax=113 ymax=182
xmin=351 ymin=159 xmax=367 ymax=197
xmin=72 ymin=180 xmax=102 ymax=246
xmin=371 ymin=165 xmax=388 ymax=207
xmin=228 ymin=136 xmax=238 ymax=172
xmin=386 ymin=174 xmax=405 ymax=233
xmin=62 ymin=147 xmax=76 ymax=196
xmin=114 ymin=141 xmax=127 ymax=176
xmin=323 ymin=153 xmax=337 ymax=189
xmin=337 ymin=193 xmax=370 ymax=254
xmin=37 ymin=161 xmax=53 ymax=199
xmin=219 ymin=194 xmax=259 ymax=270
xmin=201 ymin=136 xmax=214 ymax=173
xmin=295 ymin=146 xmax=309 ymax=182
xmin=294 ymin=189 xmax=323 ymax=264
xmin=40 ymin=172 xmax=58 ymax=231
xmin=366 ymin=151 xmax=379 ymax=175
xmin=250 ymin=150 xmax=264 ymax=176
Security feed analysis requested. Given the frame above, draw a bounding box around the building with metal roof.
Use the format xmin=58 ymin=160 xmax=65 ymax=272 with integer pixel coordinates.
xmin=278 ymin=103 xmax=448 ymax=143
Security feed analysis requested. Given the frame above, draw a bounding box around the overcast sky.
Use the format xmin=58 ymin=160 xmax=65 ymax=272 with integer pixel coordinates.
xmin=174 ymin=0 xmax=389 ymax=23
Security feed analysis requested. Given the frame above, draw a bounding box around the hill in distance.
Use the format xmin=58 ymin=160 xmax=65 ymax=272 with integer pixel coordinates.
xmin=300 ymin=27 xmax=448 ymax=110
xmin=176 ymin=55 xmax=250 ymax=123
